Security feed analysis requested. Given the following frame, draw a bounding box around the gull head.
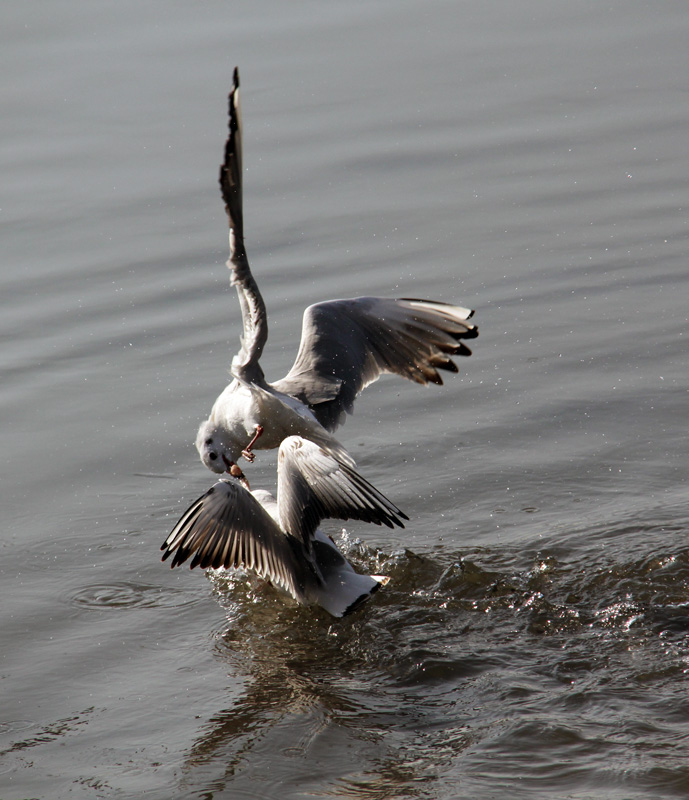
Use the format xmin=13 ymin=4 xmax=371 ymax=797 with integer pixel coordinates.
xmin=195 ymin=419 xmax=241 ymax=474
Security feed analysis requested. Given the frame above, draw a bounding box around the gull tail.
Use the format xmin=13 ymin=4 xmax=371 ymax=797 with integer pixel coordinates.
xmin=306 ymin=531 xmax=390 ymax=617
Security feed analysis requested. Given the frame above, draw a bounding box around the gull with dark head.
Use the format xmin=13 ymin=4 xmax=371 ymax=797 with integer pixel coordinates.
xmin=162 ymin=436 xmax=408 ymax=617
xmin=196 ymin=68 xmax=478 ymax=484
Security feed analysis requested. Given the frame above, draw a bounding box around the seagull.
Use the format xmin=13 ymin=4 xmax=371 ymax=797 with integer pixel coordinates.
xmin=162 ymin=436 xmax=407 ymax=617
xmin=196 ymin=68 xmax=478 ymax=483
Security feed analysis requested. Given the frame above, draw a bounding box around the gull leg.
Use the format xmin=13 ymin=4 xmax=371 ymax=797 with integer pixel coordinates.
xmin=241 ymin=424 xmax=264 ymax=462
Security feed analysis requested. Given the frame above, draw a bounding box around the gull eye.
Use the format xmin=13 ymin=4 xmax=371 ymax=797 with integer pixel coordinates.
xmin=205 ymin=437 xmax=214 ymax=446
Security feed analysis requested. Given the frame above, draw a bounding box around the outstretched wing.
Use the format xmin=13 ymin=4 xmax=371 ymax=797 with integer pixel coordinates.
xmin=276 ymin=436 xmax=408 ymax=550
xmin=219 ymin=67 xmax=268 ymax=384
xmin=271 ymin=297 xmax=478 ymax=431
xmin=161 ymin=480 xmax=305 ymax=602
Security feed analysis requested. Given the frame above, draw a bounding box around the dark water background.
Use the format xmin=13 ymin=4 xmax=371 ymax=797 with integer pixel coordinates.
xmin=2 ymin=2 xmax=689 ymax=798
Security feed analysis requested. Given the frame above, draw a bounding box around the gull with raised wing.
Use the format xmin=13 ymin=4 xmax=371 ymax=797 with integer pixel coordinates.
xmin=197 ymin=68 xmax=478 ymax=482
xmin=162 ymin=436 xmax=408 ymax=617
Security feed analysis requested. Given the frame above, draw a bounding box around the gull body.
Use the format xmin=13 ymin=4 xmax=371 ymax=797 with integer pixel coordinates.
xmin=249 ymin=490 xmax=390 ymax=617
xmin=163 ymin=436 xmax=406 ymax=617
xmin=198 ymin=378 xmax=353 ymax=474
xmin=196 ymin=68 xmax=478 ymax=479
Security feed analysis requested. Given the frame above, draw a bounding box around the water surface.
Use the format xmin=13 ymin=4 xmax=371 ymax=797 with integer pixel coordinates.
xmin=2 ymin=2 xmax=689 ymax=798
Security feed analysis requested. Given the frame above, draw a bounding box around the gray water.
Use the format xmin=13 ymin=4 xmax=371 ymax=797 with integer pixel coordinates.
xmin=2 ymin=2 xmax=689 ymax=798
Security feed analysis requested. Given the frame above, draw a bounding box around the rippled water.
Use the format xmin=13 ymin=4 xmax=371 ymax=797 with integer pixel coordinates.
xmin=3 ymin=1 xmax=689 ymax=798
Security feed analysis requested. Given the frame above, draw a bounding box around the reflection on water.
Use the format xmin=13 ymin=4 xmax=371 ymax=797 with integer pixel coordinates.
xmin=166 ymin=509 xmax=689 ymax=797
xmin=179 ymin=548 xmax=476 ymax=797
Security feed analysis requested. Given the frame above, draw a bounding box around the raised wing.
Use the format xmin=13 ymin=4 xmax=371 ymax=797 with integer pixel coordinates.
xmin=276 ymin=436 xmax=408 ymax=550
xmin=272 ymin=297 xmax=477 ymax=430
xmin=219 ymin=67 xmax=268 ymax=384
xmin=161 ymin=479 xmax=306 ymax=602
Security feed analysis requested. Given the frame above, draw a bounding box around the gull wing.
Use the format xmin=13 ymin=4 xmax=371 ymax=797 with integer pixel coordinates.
xmin=161 ymin=479 xmax=306 ymax=602
xmin=276 ymin=436 xmax=408 ymax=551
xmin=271 ymin=297 xmax=478 ymax=431
xmin=219 ymin=67 xmax=268 ymax=385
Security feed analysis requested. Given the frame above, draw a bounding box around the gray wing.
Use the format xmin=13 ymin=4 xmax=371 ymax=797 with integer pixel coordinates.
xmin=219 ymin=67 xmax=268 ymax=385
xmin=276 ymin=436 xmax=408 ymax=551
xmin=271 ymin=297 xmax=478 ymax=431
xmin=161 ymin=479 xmax=306 ymax=601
